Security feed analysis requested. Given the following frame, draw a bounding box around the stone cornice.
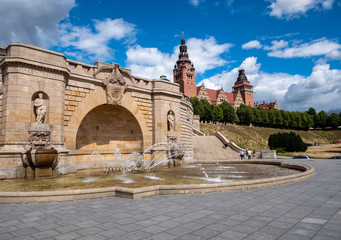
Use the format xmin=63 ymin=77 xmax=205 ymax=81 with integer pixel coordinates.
xmin=152 ymin=88 xmax=183 ymax=99
xmin=0 ymin=56 xmax=70 ymax=76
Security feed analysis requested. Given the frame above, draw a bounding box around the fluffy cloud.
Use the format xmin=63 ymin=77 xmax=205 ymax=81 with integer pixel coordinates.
xmin=126 ymin=37 xmax=232 ymax=79
xmin=186 ymin=37 xmax=233 ymax=73
xmin=126 ymin=45 xmax=177 ymax=80
xmin=245 ymin=37 xmax=341 ymax=60
xmin=263 ymin=40 xmax=289 ymax=51
xmin=284 ymin=64 xmax=341 ymax=112
xmin=267 ymin=0 xmax=335 ymax=19
xmin=268 ymin=38 xmax=341 ymax=59
xmin=59 ymin=18 xmax=136 ymax=61
xmin=242 ymin=40 xmax=262 ymax=50
xmin=200 ymin=57 xmax=341 ymax=113
xmin=0 ymin=0 xmax=75 ymax=47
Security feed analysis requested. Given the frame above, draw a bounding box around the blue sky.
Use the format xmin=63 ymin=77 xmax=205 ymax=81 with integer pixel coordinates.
xmin=1 ymin=0 xmax=341 ymax=113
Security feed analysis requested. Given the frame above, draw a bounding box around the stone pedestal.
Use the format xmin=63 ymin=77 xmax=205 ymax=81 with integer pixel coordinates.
xmin=35 ymin=168 xmax=53 ymax=178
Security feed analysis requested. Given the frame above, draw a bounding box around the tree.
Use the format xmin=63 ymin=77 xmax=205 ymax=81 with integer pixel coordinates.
xmin=211 ymin=104 xmax=223 ymax=123
xmin=268 ymin=109 xmax=276 ymax=127
xmin=316 ymin=110 xmax=328 ymax=129
xmin=237 ymin=104 xmax=254 ymax=125
xmin=190 ymin=97 xmax=204 ymax=119
xmin=280 ymin=110 xmax=290 ymax=129
xmin=273 ymin=109 xmax=283 ymax=128
xmin=200 ymin=99 xmax=213 ymax=122
xmin=326 ymin=113 xmax=340 ymax=129
xmin=219 ymin=101 xmax=237 ymax=123
xmin=301 ymin=112 xmax=314 ymax=130
xmin=258 ymin=107 xmax=269 ymax=127
xmin=290 ymin=111 xmax=302 ymax=129
xmin=306 ymin=107 xmax=317 ymax=128
xmin=252 ymin=107 xmax=262 ymax=126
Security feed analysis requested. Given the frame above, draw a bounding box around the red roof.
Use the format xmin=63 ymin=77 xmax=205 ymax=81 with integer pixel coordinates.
xmin=225 ymin=92 xmax=234 ymax=104
xmin=206 ymin=89 xmax=219 ymax=103
xmin=254 ymin=101 xmax=279 ymax=110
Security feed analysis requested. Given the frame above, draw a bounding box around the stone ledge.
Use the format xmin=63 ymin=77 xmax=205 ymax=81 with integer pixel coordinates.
xmin=0 ymin=160 xmax=314 ymax=203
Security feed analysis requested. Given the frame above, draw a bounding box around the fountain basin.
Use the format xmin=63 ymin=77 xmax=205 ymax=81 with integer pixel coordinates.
xmin=25 ymin=147 xmax=58 ymax=169
xmin=0 ymin=160 xmax=314 ymax=203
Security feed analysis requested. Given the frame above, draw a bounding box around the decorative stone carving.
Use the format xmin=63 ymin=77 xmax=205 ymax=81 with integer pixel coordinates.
xmin=34 ymin=93 xmax=47 ymax=123
xmin=28 ymin=130 xmax=50 ymax=146
xmin=21 ymin=123 xmax=59 ymax=174
xmin=103 ymin=64 xmax=127 ymax=105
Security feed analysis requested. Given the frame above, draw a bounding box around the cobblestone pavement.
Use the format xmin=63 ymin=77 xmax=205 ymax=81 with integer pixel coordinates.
xmin=0 ymin=159 xmax=340 ymax=240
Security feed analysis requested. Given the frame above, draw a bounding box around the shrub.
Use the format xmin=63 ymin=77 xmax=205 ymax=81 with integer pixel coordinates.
xmin=268 ymin=132 xmax=307 ymax=152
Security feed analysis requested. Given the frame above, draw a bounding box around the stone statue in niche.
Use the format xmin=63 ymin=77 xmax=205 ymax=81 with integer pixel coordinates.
xmin=103 ymin=64 xmax=127 ymax=105
xmin=167 ymin=110 xmax=175 ymax=132
xmin=34 ymin=93 xmax=46 ymax=123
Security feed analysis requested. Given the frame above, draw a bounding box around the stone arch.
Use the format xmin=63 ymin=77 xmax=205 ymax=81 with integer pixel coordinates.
xmin=64 ymin=85 xmax=151 ymax=151
xmin=76 ymin=104 xmax=143 ymax=154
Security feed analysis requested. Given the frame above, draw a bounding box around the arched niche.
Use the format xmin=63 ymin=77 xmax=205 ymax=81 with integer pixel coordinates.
xmin=31 ymin=91 xmax=49 ymax=124
xmin=167 ymin=110 xmax=175 ymax=132
xmin=76 ymin=104 xmax=143 ymax=154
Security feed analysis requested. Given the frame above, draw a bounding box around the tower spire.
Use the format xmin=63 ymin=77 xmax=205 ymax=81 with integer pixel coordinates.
xmin=173 ymin=32 xmax=196 ymax=98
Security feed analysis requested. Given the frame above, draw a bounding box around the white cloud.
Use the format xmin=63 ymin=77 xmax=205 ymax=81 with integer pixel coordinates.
xmin=59 ymin=18 xmax=136 ymax=61
xmin=126 ymin=45 xmax=177 ymax=79
xmin=0 ymin=0 xmax=75 ymax=47
xmin=200 ymin=57 xmax=341 ymax=113
xmin=126 ymin=37 xmax=232 ymax=79
xmin=284 ymin=63 xmax=341 ymax=112
xmin=267 ymin=38 xmax=341 ymax=59
xmin=263 ymin=40 xmax=289 ymax=51
xmin=187 ymin=37 xmax=233 ymax=73
xmin=242 ymin=40 xmax=262 ymax=49
xmin=267 ymin=0 xmax=335 ymax=19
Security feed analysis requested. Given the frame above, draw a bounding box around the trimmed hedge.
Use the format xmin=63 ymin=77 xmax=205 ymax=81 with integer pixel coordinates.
xmin=268 ymin=132 xmax=307 ymax=152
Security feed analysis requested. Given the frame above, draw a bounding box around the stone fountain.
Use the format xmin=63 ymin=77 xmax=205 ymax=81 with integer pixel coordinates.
xmin=20 ymin=93 xmax=59 ymax=178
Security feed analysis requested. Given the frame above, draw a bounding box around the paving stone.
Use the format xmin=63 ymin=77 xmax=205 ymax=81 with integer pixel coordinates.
xmin=0 ymin=159 xmax=340 ymax=240
xmin=218 ymin=229 xmax=249 ymax=240
xmin=31 ymin=229 xmax=60 ymax=239
xmin=248 ymin=231 xmax=278 ymax=240
xmin=53 ymin=231 xmax=83 ymax=240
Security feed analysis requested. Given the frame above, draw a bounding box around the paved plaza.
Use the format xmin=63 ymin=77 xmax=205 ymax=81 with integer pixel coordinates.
xmin=0 ymin=158 xmax=340 ymax=240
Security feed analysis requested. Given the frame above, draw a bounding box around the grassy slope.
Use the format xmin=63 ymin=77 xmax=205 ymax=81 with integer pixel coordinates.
xmin=200 ymin=123 xmax=341 ymax=158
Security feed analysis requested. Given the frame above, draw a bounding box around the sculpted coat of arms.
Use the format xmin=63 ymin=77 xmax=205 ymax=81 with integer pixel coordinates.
xmin=103 ymin=64 xmax=127 ymax=105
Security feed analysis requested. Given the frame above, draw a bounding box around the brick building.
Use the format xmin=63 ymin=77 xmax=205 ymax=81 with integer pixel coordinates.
xmin=173 ymin=37 xmax=278 ymax=110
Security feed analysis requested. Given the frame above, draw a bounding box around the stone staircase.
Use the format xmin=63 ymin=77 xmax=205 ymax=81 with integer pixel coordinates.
xmin=193 ymin=135 xmax=239 ymax=161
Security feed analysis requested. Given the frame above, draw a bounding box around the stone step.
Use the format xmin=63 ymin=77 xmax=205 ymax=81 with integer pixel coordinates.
xmin=193 ymin=135 xmax=239 ymax=161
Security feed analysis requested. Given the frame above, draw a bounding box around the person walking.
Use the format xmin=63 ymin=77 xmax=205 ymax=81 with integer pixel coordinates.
xmin=253 ymin=150 xmax=256 ymax=159
xmin=239 ymin=150 xmax=244 ymax=160
xmin=248 ymin=149 xmax=252 ymax=159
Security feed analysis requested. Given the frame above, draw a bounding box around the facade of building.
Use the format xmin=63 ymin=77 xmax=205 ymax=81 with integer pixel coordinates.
xmin=173 ymin=37 xmax=278 ymax=110
xmin=254 ymin=100 xmax=279 ymax=110
xmin=0 ymin=43 xmax=196 ymax=178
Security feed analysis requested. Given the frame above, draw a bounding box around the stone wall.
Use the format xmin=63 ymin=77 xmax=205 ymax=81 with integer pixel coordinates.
xmin=0 ymin=43 xmax=193 ymax=178
xmin=180 ymin=96 xmax=194 ymax=159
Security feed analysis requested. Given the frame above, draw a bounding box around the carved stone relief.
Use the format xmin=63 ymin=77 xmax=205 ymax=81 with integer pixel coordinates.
xmin=103 ymin=64 xmax=127 ymax=105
